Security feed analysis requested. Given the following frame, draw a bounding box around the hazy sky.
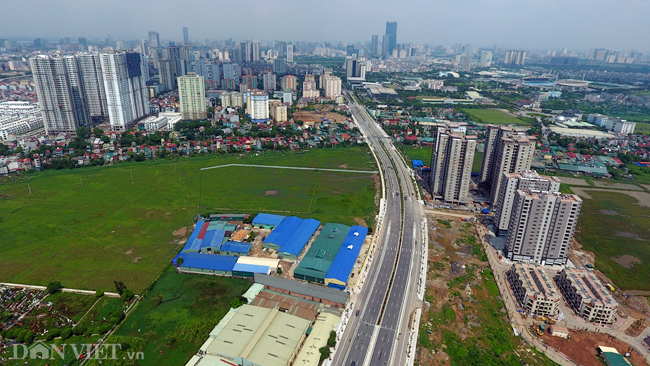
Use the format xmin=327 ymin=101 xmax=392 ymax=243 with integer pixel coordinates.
xmin=3 ymin=0 xmax=649 ymax=51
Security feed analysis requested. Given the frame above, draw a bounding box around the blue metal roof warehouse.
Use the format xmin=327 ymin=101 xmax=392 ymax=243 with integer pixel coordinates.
xmin=220 ymin=241 xmax=252 ymax=256
xmin=252 ymin=213 xmax=285 ymax=228
xmin=277 ymin=218 xmax=321 ymax=259
xmin=325 ymin=226 xmax=369 ymax=290
xmin=200 ymin=229 xmax=226 ymax=252
xmin=182 ymin=221 xmax=205 ymax=253
xmin=262 ymin=216 xmax=304 ymax=251
xmin=175 ymin=253 xmax=237 ymax=274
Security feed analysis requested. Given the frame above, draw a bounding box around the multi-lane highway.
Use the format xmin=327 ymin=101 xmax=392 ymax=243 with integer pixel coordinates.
xmin=332 ymin=92 xmax=424 ymax=366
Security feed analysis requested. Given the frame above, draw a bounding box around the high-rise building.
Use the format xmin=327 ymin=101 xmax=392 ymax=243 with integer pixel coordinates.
xmin=30 ymin=55 xmax=91 ymax=135
xmin=99 ymin=51 xmax=149 ymax=131
xmin=345 ymin=57 xmax=367 ymax=80
xmin=460 ymin=54 xmax=471 ymax=72
xmin=78 ymin=37 xmax=87 ymax=50
xmin=148 ymin=31 xmax=160 ymax=48
xmin=385 ymin=22 xmax=397 ymax=57
xmin=324 ymin=75 xmax=341 ymax=100
xmin=33 ymin=38 xmax=42 ymax=48
xmin=281 ymin=75 xmax=297 ymax=91
xmin=247 ymin=91 xmax=269 ymax=123
xmin=262 ymin=72 xmax=276 ymax=91
xmin=189 ymin=61 xmax=220 ymax=89
xmin=430 ymin=125 xmax=477 ymax=204
xmin=302 ymin=74 xmax=319 ymax=98
xmin=77 ymin=53 xmax=108 ymax=121
xmin=371 ymin=35 xmax=379 ymax=57
xmin=479 ymin=51 xmax=493 ymax=68
xmin=178 ymin=72 xmax=206 ymax=120
xmin=277 ymin=41 xmax=287 ymax=58
xmin=495 ymin=171 xmax=561 ymax=235
xmin=319 ymin=70 xmax=332 ymax=89
xmin=241 ymin=74 xmax=257 ymax=91
xmin=269 ymin=100 xmax=287 ymax=122
xmin=479 ymin=125 xmax=535 ymax=204
xmin=183 ymin=27 xmax=189 ymax=43
xmin=222 ymin=63 xmax=241 ymax=84
xmin=273 ymin=58 xmax=286 ymax=74
xmin=505 ymin=190 xmax=582 ymax=265
xmin=286 ymin=45 xmax=294 ymax=63
xmin=159 ymin=46 xmax=186 ymax=91
xmin=252 ymin=42 xmax=260 ymax=62
xmin=381 ymin=35 xmax=391 ymax=58
xmin=504 ymin=50 xmax=526 ymax=66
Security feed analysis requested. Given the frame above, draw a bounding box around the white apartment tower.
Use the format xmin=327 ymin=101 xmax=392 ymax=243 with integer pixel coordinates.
xmin=30 ymin=55 xmax=91 ymax=135
xmin=479 ymin=51 xmax=493 ymax=68
xmin=505 ymin=190 xmax=582 ymax=265
xmin=77 ymin=53 xmax=108 ymax=121
xmin=286 ymin=45 xmax=294 ymax=63
xmin=302 ymin=74 xmax=319 ymax=98
xmin=324 ymin=76 xmax=342 ymax=100
xmin=178 ymin=72 xmax=207 ymax=120
xmin=495 ymin=171 xmax=561 ymax=235
xmin=99 ymin=51 xmax=149 ymax=131
xmin=247 ymin=91 xmax=269 ymax=123
xmin=430 ymin=125 xmax=477 ymax=204
xmin=262 ymin=72 xmax=277 ymax=91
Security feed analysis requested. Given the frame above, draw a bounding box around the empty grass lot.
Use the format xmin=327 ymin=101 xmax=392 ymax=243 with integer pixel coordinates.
xmin=575 ymin=190 xmax=650 ymax=290
xmin=0 ymin=147 xmax=377 ymax=293
xmin=462 ymin=109 xmax=531 ymax=126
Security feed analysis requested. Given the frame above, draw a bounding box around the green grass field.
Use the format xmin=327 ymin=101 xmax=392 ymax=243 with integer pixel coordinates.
xmin=472 ymin=151 xmax=483 ymax=173
xmin=575 ymin=191 xmax=650 ymax=290
xmin=401 ymin=146 xmax=433 ymax=165
xmin=635 ymin=122 xmax=650 ymax=134
xmin=462 ymin=109 xmax=531 ymax=126
xmin=46 ymin=292 xmax=98 ymax=323
xmin=0 ymin=147 xmax=377 ymax=293
xmin=111 ymin=265 xmax=251 ymax=366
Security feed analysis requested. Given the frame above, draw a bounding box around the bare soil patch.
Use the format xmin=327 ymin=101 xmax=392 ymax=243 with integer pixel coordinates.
xmin=611 ymin=255 xmax=642 ymax=268
xmin=172 ymin=227 xmax=187 ymax=237
xmin=133 ymin=257 xmax=142 ymax=263
xmin=353 ymin=218 xmax=368 ymax=227
xmin=262 ymin=190 xmax=278 ymax=196
xmin=570 ymin=187 xmax=650 ymax=206
xmin=599 ymin=209 xmax=620 ymax=215
xmin=559 ymin=177 xmax=590 ymax=186
xmin=593 ymin=181 xmax=643 ymax=190
xmin=539 ymin=330 xmax=648 ymax=366
xmin=339 ymin=164 xmax=349 ymax=168
xmin=124 ymin=249 xmax=133 ymax=255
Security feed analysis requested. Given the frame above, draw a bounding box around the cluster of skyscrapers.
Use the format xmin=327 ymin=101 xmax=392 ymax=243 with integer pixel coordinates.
xmin=430 ymin=124 xmax=582 ymax=265
xmin=30 ymin=51 xmax=149 ymax=134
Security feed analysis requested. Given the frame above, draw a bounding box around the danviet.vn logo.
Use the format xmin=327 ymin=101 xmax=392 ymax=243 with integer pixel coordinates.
xmin=11 ymin=341 xmax=143 ymax=361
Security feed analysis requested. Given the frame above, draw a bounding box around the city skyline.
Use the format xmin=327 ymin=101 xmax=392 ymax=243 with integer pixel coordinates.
xmin=1 ymin=0 xmax=650 ymax=50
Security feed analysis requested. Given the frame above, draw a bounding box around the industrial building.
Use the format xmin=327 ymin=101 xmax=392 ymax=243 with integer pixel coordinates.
xmin=254 ymin=274 xmax=349 ymax=308
xmin=220 ymin=241 xmax=252 ymax=256
xmin=174 ymin=253 xmax=238 ymax=276
xmin=504 ymin=190 xmax=582 ymax=265
xmin=495 ymin=171 xmax=561 ymax=235
xmin=252 ymin=213 xmax=284 ymax=229
xmin=598 ymin=346 xmax=632 ymax=366
xmin=293 ymin=313 xmax=341 ymax=366
xmin=193 ymin=304 xmax=311 ymax=366
xmin=555 ymin=269 xmax=618 ymax=325
xmin=262 ymin=217 xmax=321 ymax=259
xmin=294 ymin=223 xmax=351 ymax=284
xmin=324 ymin=226 xmax=368 ymax=290
xmin=506 ymin=264 xmax=560 ymax=316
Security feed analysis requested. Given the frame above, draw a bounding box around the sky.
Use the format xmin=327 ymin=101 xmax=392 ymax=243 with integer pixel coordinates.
xmin=2 ymin=0 xmax=649 ymax=51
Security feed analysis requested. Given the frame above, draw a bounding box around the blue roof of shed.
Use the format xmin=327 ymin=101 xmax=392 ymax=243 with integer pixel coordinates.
xmin=221 ymin=241 xmax=252 ymax=253
xmin=201 ymin=230 xmax=226 ymax=250
xmin=325 ymin=226 xmax=368 ymax=284
xmin=278 ymin=218 xmax=321 ymax=256
xmin=232 ymin=263 xmax=269 ymax=274
xmin=182 ymin=220 xmax=205 ymax=252
xmin=177 ymin=253 xmax=237 ymax=271
xmin=263 ymin=216 xmax=304 ymax=247
xmin=252 ymin=213 xmax=285 ymax=226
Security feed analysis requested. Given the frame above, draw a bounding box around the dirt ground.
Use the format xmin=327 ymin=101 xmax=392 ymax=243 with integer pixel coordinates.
xmin=298 ymin=106 xmax=349 ymax=124
xmin=611 ymin=254 xmax=642 ymax=268
xmin=539 ymin=330 xmax=648 ymax=366
xmin=172 ymin=227 xmax=188 ymax=236
xmin=571 ymin=187 xmax=650 ymax=207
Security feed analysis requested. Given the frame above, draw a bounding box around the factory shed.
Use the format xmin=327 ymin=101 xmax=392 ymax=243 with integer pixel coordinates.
xmin=277 ymin=218 xmax=321 ymax=259
xmin=200 ymin=230 xmax=226 ymax=253
xmin=182 ymin=220 xmax=206 ymax=253
xmin=176 ymin=253 xmax=237 ymax=276
xmin=232 ymin=263 xmax=270 ymax=277
xmin=220 ymin=241 xmax=252 ymax=256
xmin=294 ymin=223 xmax=351 ymax=284
xmin=293 ymin=313 xmax=341 ymax=366
xmin=254 ymin=273 xmax=349 ymax=307
xmin=263 ymin=216 xmax=304 ymax=251
xmin=252 ymin=213 xmax=285 ymax=229
xmin=325 ymin=226 xmax=368 ymax=290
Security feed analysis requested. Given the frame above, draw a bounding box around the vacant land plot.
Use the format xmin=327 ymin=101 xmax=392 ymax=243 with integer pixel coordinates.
xmin=298 ymin=106 xmax=348 ymax=124
xmin=472 ymin=151 xmax=483 ymax=173
xmin=575 ymin=190 xmax=650 ymax=290
xmin=592 ymin=180 xmax=643 ymax=190
xmin=401 ymin=145 xmax=432 ymax=165
xmin=0 ymin=147 xmax=377 ymax=293
xmin=112 ymin=265 xmax=251 ymax=366
xmin=558 ymin=176 xmax=590 ymax=186
xmin=463 ymin=108 xmax=531 ymax=126
xmin=417 ymin=219 xmax=556 ymax=366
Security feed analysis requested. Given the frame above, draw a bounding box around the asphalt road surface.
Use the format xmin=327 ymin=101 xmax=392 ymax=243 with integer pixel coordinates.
xmin=333 ymin=92 xmax=424 ymax=366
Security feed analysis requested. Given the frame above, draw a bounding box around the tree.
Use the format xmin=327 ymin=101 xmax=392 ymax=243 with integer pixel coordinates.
xmin=114 ymin=281 xmax=126 ymax=296
xmin=95 ymin=290 xmax=104 ymax=298
xmin=60 ymin=328 xmax=73 ymax=340
xmin=93 ymin=127 xmax=104 ymax=137
xmin=121 ymin=289 xmax=135 ymax=302
xmin=77 ymin=126 xmax=91 ymax=139
xmin=46 ymin=281 xmax=64 ymax=294
xmin=319 ymin=346 xmax=330 ymax=361
xmin=230 ymin=296 xmax=247 ymax=308
xmin=176 ymin=257 xmax=184 ymax=267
